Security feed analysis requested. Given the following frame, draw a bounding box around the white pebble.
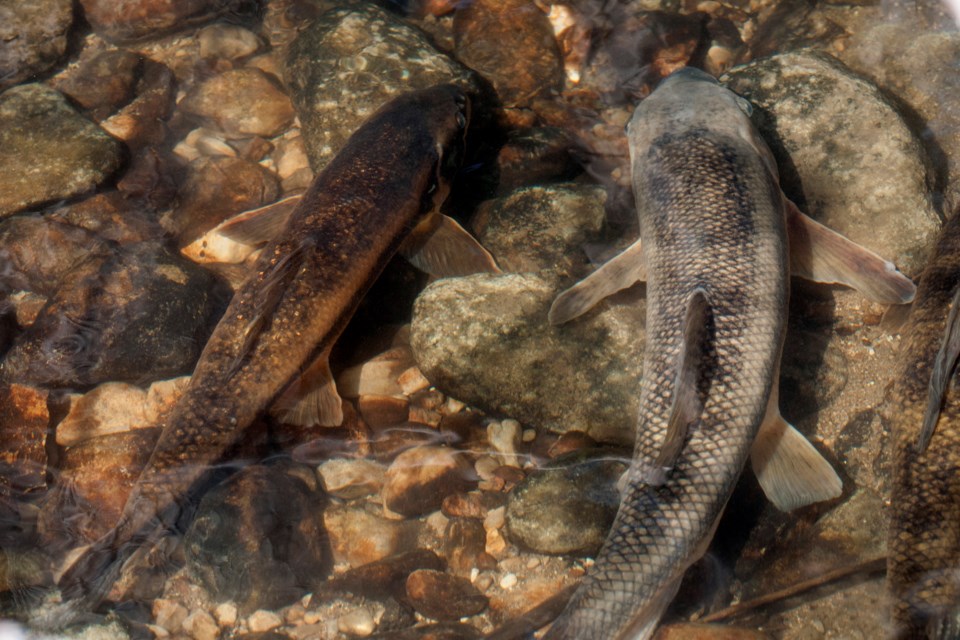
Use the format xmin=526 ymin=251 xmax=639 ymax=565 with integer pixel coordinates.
xmin=183 ymin=609 xmax=218 ymax=640
xmin=499 ymin=573 xmax=518 ymax=589
xmin=521 ymin=428 xmax=537 ymax=442
xmin=338 ymin=607 xmax=376 ymax=636
xmin=484 ymin=506 xmax=506 ymax=530
xmin=214 ymin=602 xmax=238 ymax=627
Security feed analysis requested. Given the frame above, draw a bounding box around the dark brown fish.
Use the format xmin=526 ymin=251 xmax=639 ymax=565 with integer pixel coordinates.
xmin=54 ymin=84 xmax=497 ymax=613
xmin=887 ymin=211 xmax=960 ymax=639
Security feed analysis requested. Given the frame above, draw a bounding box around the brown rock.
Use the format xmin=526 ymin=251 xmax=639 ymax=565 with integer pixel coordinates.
xmin=50 ymin=49 xmax=143 ymax=121
xmin=198 ymin=23 xmax=262 ymax=61
xmin=166 ymin=155 xmax=280 ymax=244
xmin=444 ymin=518 xmax=496 ymax=574
xmin=441 ymin=490 xmax=506 ymax=520
xmin=50 ymin=190 xmax=164 ymax=244
xmin=79 ymin=0 xmax=259 ymax=43
xmin=405 ymin=569 xmax=487 ymax=620
xmin=338 ymin=346 xmax=416 ymax=398
xmin=0 ymin=384 xmax=49 ymax=496
xmin=358 ymin=394 xmax=410 ymax=429
xmin=496 ymin=127 xmax=580 ymax=194
xmin=43 ymin=428 xmax=161 ymax=543
xmin=453 ymin=0 xmax=563 ymax=107
xmin=179 ymin=67 xmax=295 ymax=138
xmin=99 ymin=59 xmax=176 ymax=149
xmin=323 ymin=502 xmax=416 ymax=568
xmin=0 ymin=0 xmax=74 ymax=91
xmin=312 ymin=549 xmax=445 ymax=603
xmin=370 ymin=423 xmax=458 ymax=462
xmin=382 ymin=446 xmax=476 ymax=517
xmin=316 ymin=458 xmax=386 ymax=499
xmin=546 ymin=430 xmax=597 ymax=459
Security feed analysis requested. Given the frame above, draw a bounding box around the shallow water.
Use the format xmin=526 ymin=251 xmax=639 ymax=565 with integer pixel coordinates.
xmin=0 ymin=0 xmax=958 ymax=638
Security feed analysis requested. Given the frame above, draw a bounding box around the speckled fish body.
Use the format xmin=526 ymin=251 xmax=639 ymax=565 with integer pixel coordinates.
xmin=57 ymin=85 xmax=471 ymax=607
xmin=887 ymin=212 xmax=960 ymax=640
xmin=546 ymin=68 xmax=789 ymax=639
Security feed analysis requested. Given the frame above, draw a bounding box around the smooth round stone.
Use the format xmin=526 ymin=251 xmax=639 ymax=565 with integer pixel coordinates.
xmin=338 ymin=608 xmax=376 ymax=636
xmin=317 ymin=458 xmax=387 ymax=499
xmin=0 ymin=84 xmax=123 ymax=218
xmin=78 ymin=0 xmax=258 ymax=43
xmin=382 ymin=446 xmax=476 ymax=517
xmin=198 ymin=23 xmax=262 ymax=60
xmin=505 ymin=451 xmax=628 ymax=556
xmin=179 ymin=67 xmax=295 ymax=138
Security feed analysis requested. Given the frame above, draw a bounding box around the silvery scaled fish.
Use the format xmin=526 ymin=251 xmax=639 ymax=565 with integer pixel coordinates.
xmin=53 ymin=84 xmax=498 ymax=614
xmin=546 ymin=67 xmax=916 ymax=639
xmin=886 ymin=211 xmax=960 ymax=639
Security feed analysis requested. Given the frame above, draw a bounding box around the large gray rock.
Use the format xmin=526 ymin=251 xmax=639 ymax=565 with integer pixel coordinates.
xmin=0 ymin=84 xmax=124 ymax=217
xmin=723 ymin=51 xmax=940 ymax=274
xmin=411 ymin=272 xmax=644 ymax=444
xmin=285 ymin=4 xmax=477 ymax=171
xmin=0 ymin=0 xmax=74 ymax=91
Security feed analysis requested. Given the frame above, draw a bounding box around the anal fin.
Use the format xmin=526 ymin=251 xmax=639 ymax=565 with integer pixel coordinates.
xmin=642 ymin=288 xmax=710 ymax=486
xmin=919 ymin=287 xmax=960 ymax=452
xmin=786 ymin=199 xmax=916 ymax=304
xmin=548 ymin=238 xmax=647 ymax=325
xmin=270 ymin=349 xmax=344 ymax=427
xmin=400 ymin=212 xmax=500 ymax=277
xmin=751 ymin=409 xmax=842 ymax=511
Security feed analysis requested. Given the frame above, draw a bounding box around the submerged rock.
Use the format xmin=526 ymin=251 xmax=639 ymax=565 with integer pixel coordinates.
xmin=179 ymin=67 xmax=295 ymax=138
xmin=723 ymin=50 xmax=940 ymax=274
xmin=0 ymin=84 xmax=124 ymax=217
xmin=411 ymin=272 xmax=645 ymax=444
xmin=504 ymin=450 xmax=627 ymax=556
xmin=405 ymin=569 xmax=488 ymax=620
xmin=0 ymin=384 xmax=49 ymax=497
xmin=452 ymin=0 xmax=564 ymax=107
xmin=50 ymin=49 xmax=143 ymax=122
xmin=1 ymin=242 xmax=228 ymax=388
xmin=184 ymin=463 xmax=330 ymax=614
xmin=78 ymin=0 xmax=261 ymax=43
xmin=382 ymin=446 xmax=475 ymax=517
xmin=0 ymin=0 xmax=74 ymax=91
xmin=285 ymin=3 xmax=477 ymax=171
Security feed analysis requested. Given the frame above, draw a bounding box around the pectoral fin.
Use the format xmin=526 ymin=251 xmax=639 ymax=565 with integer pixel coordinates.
xmin=643 ymin=288 xmax=711 ymax=486
xmin=919 ymin=287 xmax=960 ymax=452
xmin=786 ymin=199 xmax=916 ymax=304
xmin=218 ymin=193 xmax=303 ymax=245
xmin=270 ymin=349 xmax=344 ymax=427
xmin=400 ymin=212 xmax=500 ymax=277
xmin=751 ymin=411 xmax=842 ymax=511
xmin=548 ymin=238 xmax=647 ymax=325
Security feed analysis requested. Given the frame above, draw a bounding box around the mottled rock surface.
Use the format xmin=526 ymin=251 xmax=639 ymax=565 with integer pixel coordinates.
xmin=179 ymin=67 xmax=295 ymax=138
xmin=0 ymin=0 xmax=74 ymax=91
xmin=1 ymin=243 xmax=228 ymax=387
xmin=405 ymin=569 xmax=487 ymax=620
xmin=505 ymin=450 xmax=627 ymax=555
xmin=50 ymin=49 xmax=143 ymax=121
xmin=285 ymin=4 xmax=477 ymax=171
xmin=0 ymin=84 xmax=124 ymax=217
xmin=723 ymin=50 xmax=940 ymax=274
xmin=411 ymin=273 xmax=645 ymax=443
xmin=184 ymin=463 xmax=330 ymax=613
xmin=0 ymin=384 xmax=49 ymax=496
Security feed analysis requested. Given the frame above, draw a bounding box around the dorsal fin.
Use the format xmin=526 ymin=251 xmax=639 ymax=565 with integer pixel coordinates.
xmin=919 ymin=287 xmax=960 ymax=452
xmin=644 ymin=288 xmax=711 ymax=485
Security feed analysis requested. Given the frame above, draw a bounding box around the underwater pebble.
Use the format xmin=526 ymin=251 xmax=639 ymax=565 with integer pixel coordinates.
xmin=0 ymin=84 xmax=123 ymax=217
xmin=50 ymin=48 xmax=142 ymax=122
xmin=723 ymin=50 xmax=939 ymax=274
xmin=179 ymin=67 xmax=296 ymax=138
xmin=445 ymin=518 xmax=495 ymax=574
xmin=496 ymin=127 xmax=581 ymax=194
xmin=247 ymin=609 xmax=283 ymax=633
xmin=317 ymin=458 xmax=386 ymax=499
xmin=474 ymin=456 xmax=500 ymax=482
xmin=313 ymin=549 xmax=444 ymax=603
xmin=487 ymin=420 xmax=522 ymax=468
xmin=198 ymin=23 xmax=262 ymax=61
xmin=79 ymin=0 xmax=255 ymax=43
xmin=154 ymin=598 xmax=189 ymax=634
xmin=285 ymin=3 xmax=477 ymax=171
xmin=441 ymin=491 xmax=505 ymax=520
xmin=323 ymin=502 xmax=412 ymax=568
xmin=656 ymin=623 xmax=771 ymax=639
xmin=273 ymin=133 xmax=311 ymax=181
xmin=382 ymin=446 xmax=475 ymax=517
xmin=406 ymin=569 xmax=488 ymax=620
xmin=505 ymin=451 xmax=627 ymax=555
xmin=398 ymin=366 xmax=431 ymax=395
xmin=499 ymin=573 xmax=518 ymax=590
xmin=183 ymin=609 xmax=218 ymax=640
xmin=214 ymin=602 xmax=238 ymax=627
xmin=337 ymin=346 xmax=415 ymax=398
xmin=98 ymin=59 xmax=175 ymax=149
xmin=0 ymin=0 xmax=73 ymax=91
xmin=337 ymin=607 xmax=376 ymax=636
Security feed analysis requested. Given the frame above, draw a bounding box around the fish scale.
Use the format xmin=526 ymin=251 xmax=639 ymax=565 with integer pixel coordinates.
xmin=887 ymin=212 xmax=960 ymax=639
xmin=546 ymin=71 xmax=788 ymax=639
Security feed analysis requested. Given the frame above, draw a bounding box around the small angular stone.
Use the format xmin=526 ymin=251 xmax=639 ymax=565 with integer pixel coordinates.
xmin=247 ymin=609 xmax=283 ymax=633
xmin=382 ymin=446 xmax=476 ymax=517
xmin=358 ymin=395 xmax=410 ymax=429
xmin=317 ymin=458 xmax=386 ymax=499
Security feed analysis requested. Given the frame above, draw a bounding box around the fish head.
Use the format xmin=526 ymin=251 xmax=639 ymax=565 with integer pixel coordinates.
xmin=626 ymin=66 xmax=780 ymax=182
xmin=411 ymin=84 xmax=471 ymax=215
